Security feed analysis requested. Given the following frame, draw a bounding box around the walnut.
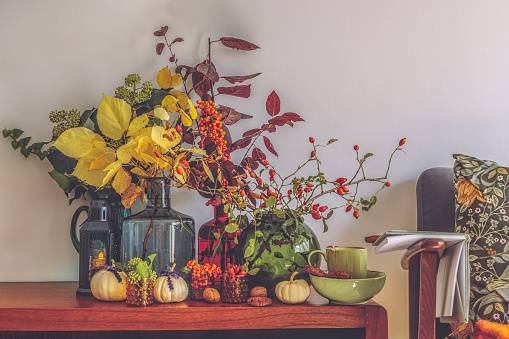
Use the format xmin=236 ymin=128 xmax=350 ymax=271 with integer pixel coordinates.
xmin=247 ymin=297 xmax=273 ymax=307
xmin=303 ymin=264 xmax=326 ymax=277
xmin=203 ymin=287 xmax=220 ymax=303
xmin=365 ymin=235 xmax=381 ymax=244
xmin=249 ymin=286 xmax=267 ymax=298
xmin=326 ymin=271 xmax=352 ymax=279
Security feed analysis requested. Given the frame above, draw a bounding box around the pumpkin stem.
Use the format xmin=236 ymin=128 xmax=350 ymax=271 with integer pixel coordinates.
xmin=290 ymin=271 xmax=298 ymax=284
xmin=170 ymin=263 xmax=176 ymax=272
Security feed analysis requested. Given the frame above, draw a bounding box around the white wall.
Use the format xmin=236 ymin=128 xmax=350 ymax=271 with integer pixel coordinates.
xmin=2 ymin=1 xmax=509 ymax=337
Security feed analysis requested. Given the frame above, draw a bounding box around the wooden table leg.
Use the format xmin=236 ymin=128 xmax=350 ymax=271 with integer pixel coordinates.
xmin=364 ymin=304 xmax=388 ymax=339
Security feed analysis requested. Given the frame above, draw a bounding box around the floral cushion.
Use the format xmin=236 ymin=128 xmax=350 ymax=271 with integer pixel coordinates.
xmin=454 ymin=154 xmax=509 ymax=324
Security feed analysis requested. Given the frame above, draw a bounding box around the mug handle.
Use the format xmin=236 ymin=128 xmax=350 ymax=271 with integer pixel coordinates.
xmin=308 ymin=250 xmax=327 ymax=266
xmin=70 ymin=206 xmax=89 ymax=253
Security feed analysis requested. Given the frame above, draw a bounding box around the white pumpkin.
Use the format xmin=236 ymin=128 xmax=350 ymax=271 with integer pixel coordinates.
xmin=90 ymin=269 xmax=127 ymax=301
xmin=154 ymin=271 xmax=188 ymax=303
xmin=275 ymin=272 xmax=310 ymax=304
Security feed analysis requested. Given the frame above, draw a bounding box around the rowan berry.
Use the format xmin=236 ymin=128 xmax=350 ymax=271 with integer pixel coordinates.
xmin=176 ymin=125 xmax=182 ymax=133
xmin=288 ymin=190 xmax=293 ymax=195
xmin=337 ymin=187 xmax=344 ymax=195
xmin=240 ymin=190 xmax=246 ymax=197
xmin=354 ymin=145 xmax=359 ymax=151
xmin=342 ymin=186 xmax=349 ymax=193
xmin=345 ymin=205 xmax=353 ymax=212
xmin=399 ymin=138 xmax=406 ymax=146
xmin=269 ymin=169 xmax=276 ymax=177
xmin=312 ymin=213 xmax=321 ymax=220
xmin=309 ymin=137 xmax=315 ymax=143
xmin=304 ymin=187 xmax=312 ymax=193
xmin=176 ymin=167 xmax=183 ymax=175
xmin=257 ymin=177 xmax=263 ymax=186
xmin=261 ymin=160 xmax=269 ymax=166
xmin=310 ymin=151 xmax=316 ymax=158
xmin=250 ymin=172 xmax=256 ymax=178
xmin=353 ymin=210 xmax=360 ymax=218
xmin=385 ymin=182 xmax=391 ymax=187
xmin=313 ymin=204 xmax=320 ymax=211
xmin=319 ymin=206 xmax=328 ymax=212
xmin=155 ymin=152 xmax=162 ymax=158
xmin=307 ymin=183 xmax=314 ymax=187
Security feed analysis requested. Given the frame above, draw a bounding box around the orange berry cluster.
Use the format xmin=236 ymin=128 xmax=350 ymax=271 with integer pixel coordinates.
xmin=197 ymin=100 xmax=231 ymax=161
xmin=224 ymin=264 xmax=247 ymax=283
xmin=185 ymin=259 xmax=222 ymax=289
xmin=483 ymin=246 xmax=497 ymax=256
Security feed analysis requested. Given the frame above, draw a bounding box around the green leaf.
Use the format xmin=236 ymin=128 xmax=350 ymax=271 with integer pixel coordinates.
xmin=255 ymin=230 xmax=263 ymax=238
xmin=214 ymin=232 xmax=220 ymax=239
xmin=326 ymin=209 xmax=333 ymax=219
xmin=225 ymin=223 xmax=239 ymax=233
xmin=20 ymin=147 xmax=30 ymax=158
xmin=249 ymin=238 xmax=255 ymax=246
xmin=265 ymin=196 xmax=276 ymax=208
xmin=31 ymin=142 xmax=44 ymax=151
xmin=234 ymin=236 xmax=238 ymax=244
xmin=212 ymin=240 xmax=223 ymax=260
xmin=273 ymin=208 xmax=286 ymax=219
xmin=370 ymin=196 xmax=377 ymax=204
xmin=11 ymin=141 xmax=19 ymax=150
xmin=273 ymin=252 xmax=284 ymax=258
xmin=282 ymin=218 xmax=295 ymax=228
xmin=79 ymin=108 xmax=96 ymax=127
xmin=202 ymin=160 xmax=215 ymax=182
xmin=2 ymin=129 xmax=10 ymax=138
xmin=48 ymin=170 xmax=72 ymax=193
xmin=136 ymin=261 xmax=150 ymax=279
xmin=181 ymin=266 xmax=192 ymax=273
xmin=488 ymin=170 xmax=497 ymax=180
xmin=327 ymin=139 xmax=338 ymax=145
xmin=147 ymin=253 xmax=157 ymax=270
xmin=10 ymin=128 xmax=23 ymax=139
xmin=322 ymin=218 xmax=329 ymax=232
xmin=363 ymin=153 xmax=373 ymax=160
xmin=84 ymin=191 xmax=94 ymax=201
xmin=244 ymin=245 xmax=255 ymax=258
xmin=18 ymin=137 xmax=31 ymax=147
xmin=248 ymin=268 xmax=260 ymax=275
xmin=224 ymin=204 xmax=230 ymax=213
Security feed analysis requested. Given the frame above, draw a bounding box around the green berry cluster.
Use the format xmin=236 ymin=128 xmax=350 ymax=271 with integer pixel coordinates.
xmin=115 ymin=73 xmax=153 ymax=106
xmin=125 ymin=257 xmax=157 ymax=284
xmin=127 ymin=271 xmax=142 ymax=284
xmin=49 ymin=109 xmax=81 ymax=137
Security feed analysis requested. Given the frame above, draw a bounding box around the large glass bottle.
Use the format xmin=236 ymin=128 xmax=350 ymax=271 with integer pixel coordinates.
xmin=198 ymin=204 xmax=240 ymax=289
xmin=121 ymin=178 xmax=195 ymax=275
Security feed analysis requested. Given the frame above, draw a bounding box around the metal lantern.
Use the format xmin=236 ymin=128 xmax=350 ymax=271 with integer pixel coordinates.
xmin=76 ymin=200 xmax=120 ymax=296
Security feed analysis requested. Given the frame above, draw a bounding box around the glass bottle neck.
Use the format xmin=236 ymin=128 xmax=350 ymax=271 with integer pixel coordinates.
xmin=145 ymin=178 xmax=171 ymax=209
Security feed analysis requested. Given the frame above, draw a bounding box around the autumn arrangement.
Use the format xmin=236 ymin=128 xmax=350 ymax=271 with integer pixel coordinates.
xmin=3 ymin=25 xmax=406 ymax=306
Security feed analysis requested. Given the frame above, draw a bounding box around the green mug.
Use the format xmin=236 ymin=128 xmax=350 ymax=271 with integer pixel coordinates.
xmin=308 ymin=246 xmax=367 ymax=279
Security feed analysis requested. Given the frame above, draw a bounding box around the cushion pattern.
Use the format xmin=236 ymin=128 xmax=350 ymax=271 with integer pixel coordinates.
xmin=454 ymin=154 xmax=509 ymax=324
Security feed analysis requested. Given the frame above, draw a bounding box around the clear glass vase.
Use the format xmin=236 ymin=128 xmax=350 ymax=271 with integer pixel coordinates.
xmin=121 ymin=178 xmax=195 ymax=275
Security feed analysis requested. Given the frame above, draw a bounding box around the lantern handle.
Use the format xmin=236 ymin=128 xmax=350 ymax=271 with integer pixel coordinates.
xmin=70 ymin=205 xmax=89 ymax=252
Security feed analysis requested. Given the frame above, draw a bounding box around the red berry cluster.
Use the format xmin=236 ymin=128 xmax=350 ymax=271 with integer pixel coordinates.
xmin=225 ymin=264 xmax=247 ymax=282
xmin=185 ymin=260 xmax=222 ymax=289
xmin=311 ymin=203 xmax=328 ymax=219
xmin=335 ymin=177 xmax=349 ymax=196
xmin=197 ymin=100 xmax=230 ymax=161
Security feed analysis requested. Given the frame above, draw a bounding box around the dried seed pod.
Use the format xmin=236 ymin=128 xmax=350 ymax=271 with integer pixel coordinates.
xmin=203 ymin=287 xmax=220 ymax=303
xmin=249 ymin=286 xmax=267 ymax=298
xmin=247 ymin=297 xmax=272 ymax=307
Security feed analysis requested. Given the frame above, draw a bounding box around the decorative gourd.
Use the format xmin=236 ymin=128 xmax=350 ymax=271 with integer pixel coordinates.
xmin=154 ymin=264 xmax=188 ymax=303
xmin=90 ymin=266 xmax=127 ymax=301
xmin=275 ymin=272 xmax=310 ymax=304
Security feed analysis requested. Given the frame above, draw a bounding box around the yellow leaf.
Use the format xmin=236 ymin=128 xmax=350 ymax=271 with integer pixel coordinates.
xmin=174 ymin=165 xmax=187 ymax=184
xmin=181 ymin=148 xmax=207 ymax=156
xmin=154 ymin=107 xmax=170 ymax=121
xmin=121 ymin=184 xmax=144 ymax=209
xmin=130 ymin=167 xmax=149 ymax=177
xmin=52 ymin=127 xmax=96 ymax=158
xmin=202 ymin=160 xmax=215 ymax=183
xmin=101 ymin=160 xmax=122 ymax=186
xmin=162 ymin=95 xmax=179 ymax=113
xmin=97 ymin=94 xmax=132 ymax=140
xmin=112 ymin=168 xmax=132 ymax=195
xmin=116 ymin=141 xmax=136 ymax=163
xmin=157 ymin=66 xmax=182 ymax=90
xmin=151 ymin=126 xmax=181 ymax=150
xmin=179 ymin=108 xmax=192 ymax=127
xmin=89 ymin=153 xmax=108 ymax=170
xmin=91 ymin=134 xmax=106 ymax=148
xmin=127 ymin=114 xmax=149 ymax=137
xmin=170 ymin=90 xmax=188 ymax=110
xmin=498 ymin=168 xmax=508 ymax=175
xmin=71 ymin=147 xmax=116 ymax=187
xmin=188 ymin=99 xmax=197 ymax=119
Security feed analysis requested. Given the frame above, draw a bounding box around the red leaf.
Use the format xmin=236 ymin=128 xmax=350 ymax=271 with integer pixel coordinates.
xmin=230 ymin=137 xmax=252 ymax=152
xmin=156 ymin=43 xmax=165 ymax=55
xmin=266 ymin=91 xmax=281 ymax=117
xmin=242 ymin=128 xmax=262 ymax=138
xmin=252 ymin=147 xmax=266 ymax=161
xmin=192 ymin=70 xmax=212 ymax=100
xmin=197 ymin=63 xmax=219 ymax=83
xmin=263 ymin=136 xmax=278 ymax=157
xmin=217 ymin=85 xmax=251 ymax=98
xmin=171 ymin=37 xmax=184 ymax=44
xmin=281 ymin=112 xmax=305 ymax=122
xmin=268 ymin=116 xmax=289 ymax=127
xmin=262 ymin=123 xmax=276 ymax=133
xmin=241 ymin=157 xmax=259 ymax=171
xmin=222 ymin=73 xmax=262 ymax=84
xmin=217 ymin=106 xmax=253 ymax=125
xmin=219 ymin=37 xmax=260 ymax=51
xmin=154 ymin=26 xmax=168 ymax=37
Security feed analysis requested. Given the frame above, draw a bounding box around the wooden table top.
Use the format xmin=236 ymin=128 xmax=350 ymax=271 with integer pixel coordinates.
xmin=0 ymin=282 xmax=386 ymax=332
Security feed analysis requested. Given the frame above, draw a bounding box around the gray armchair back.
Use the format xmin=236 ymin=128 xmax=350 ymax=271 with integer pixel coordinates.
xmin=416 ymin=167 xmax=455 ymax=233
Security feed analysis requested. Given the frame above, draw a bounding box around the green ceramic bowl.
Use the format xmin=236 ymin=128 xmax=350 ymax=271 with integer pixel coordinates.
xmin=310 ymin=270 xmax=386 ymax=305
